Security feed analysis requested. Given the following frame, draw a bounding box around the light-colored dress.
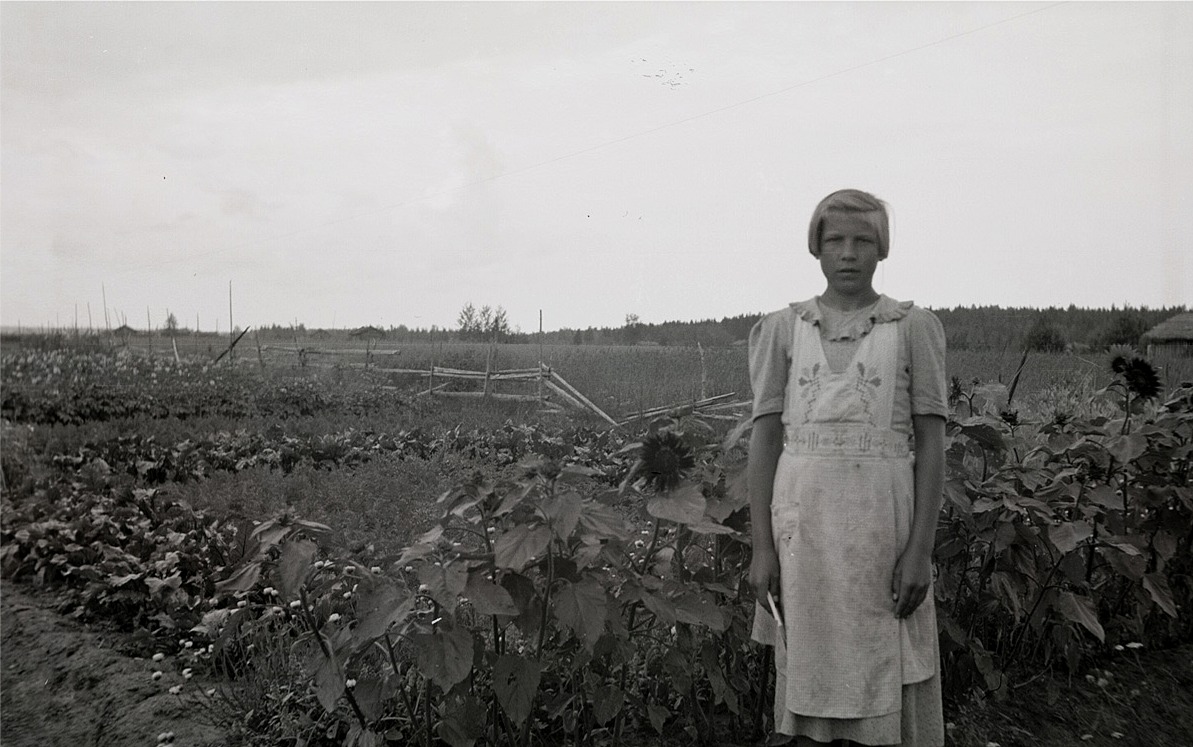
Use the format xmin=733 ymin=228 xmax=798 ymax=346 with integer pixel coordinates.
xmin=749 ymin=295 xmax=947 ymax=746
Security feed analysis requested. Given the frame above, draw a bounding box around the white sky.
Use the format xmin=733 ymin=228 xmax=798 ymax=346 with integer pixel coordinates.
xmin=2 ymin=1 xmax=1191 ymax=333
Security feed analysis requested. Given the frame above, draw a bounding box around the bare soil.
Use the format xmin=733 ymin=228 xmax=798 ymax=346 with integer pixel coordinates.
xmin=1 ymin=580 xmax=225 ymax=746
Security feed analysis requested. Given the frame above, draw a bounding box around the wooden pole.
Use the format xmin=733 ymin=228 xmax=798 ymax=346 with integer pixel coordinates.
xmin=172 ymin=337 xmax=181 ymax=363
xmin=483 ymin=334 xmax=494 ymax=400
xmin=429 ymin=327 xmax=436 ymax=393
xmin=213 ymin=325 xmax=252 ymax=364
xmin=543 ymin=379 xmax=586 ymax=411
xmin=87 ymin=303 xmax=93 ymax=334
xmin=254 ymin=330 xmax=266 ymax=370
xmin=698 ymin=342 xmax=708 ymax=401
xmin=549 ymin=370 xmax=619 ymax=426
xmin=538 ymin=309 xmax=544 ymax=405
xmin=228 ymin=280 xmax=234 ymax=366
xmin=102 ymin=284 xmax=110 ymax=331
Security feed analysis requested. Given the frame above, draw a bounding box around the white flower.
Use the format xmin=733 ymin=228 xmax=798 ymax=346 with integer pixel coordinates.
xmin=1114 ymin=644 xmax=1124 ymax=651
xmin=986 ymin=742 xmax=1001 ymax=747
xmin=404 ymin=565 xmax=414 ymax=573
xmin=1111 ymin=733 xmax=1124 ymax=739
xmin=272 ymin=606 xmax=283 ymax=615
xmin=152 ymin=671 xmax=163 ymax=681
xmin=1081 ymin=735 xmax=1094 ymax=741
xmin=263 ymin=586 xmax=276 ymax=596
xmin=168 ymin=685 xmax=183 ymax=695
xmin=345 ymin=678 xmax=357 ymax=688
xmin=328 ymin=613 xmax=342 ymax=623
xmin=343 ymin=591 xmax=353 ymax=600
xmin=182 ymin=668 xmax=193 ymax=679
xmin=289 ymin=600 xmax=301 ymax=608
xmin=314 ymin=560 xmax=326 ymax=569
xmin=1096 ymin=677 xmax=1108 ymax=688
xmin=152 ymin=652 xmax=165 ymax=662
xmin=237 ymin=600 xmax=247 ymax=608
xmin=371 ymin=566 xmax=382 ymax=574
xmin=182 ymin=640 xmax=193 ymax=649
xmin=206 ymin=688 xmax=216 ymax=697
xmin=1126 ymin=642 xmax=1144 ymax=649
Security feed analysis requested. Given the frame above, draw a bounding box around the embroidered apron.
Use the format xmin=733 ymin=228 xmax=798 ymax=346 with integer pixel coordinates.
xmin=752 ymin=314 xmax=937 ymax=720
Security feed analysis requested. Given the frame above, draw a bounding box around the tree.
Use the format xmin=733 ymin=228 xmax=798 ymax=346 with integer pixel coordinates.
xmin=457 ymin=303 xmax=479 ymax=339
xmin=164 ymin=311 xmax=179 ymax=333
xmin=1098 ymin=312 xmax=1149 ymax=349
xmin=1024 ymin=316 xmax=1066 ymax=352
xmin=624 ymin=313 xmax=642 ymax=344
xmin=457 ymin=302 xmax=511 ymax=341
xmin=489 ymin=306 xmax=510 ymax=341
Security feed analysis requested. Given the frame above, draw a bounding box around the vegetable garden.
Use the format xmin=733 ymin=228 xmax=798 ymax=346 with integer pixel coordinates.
xmin=1 ymin=342 xmax=1190 ymax=746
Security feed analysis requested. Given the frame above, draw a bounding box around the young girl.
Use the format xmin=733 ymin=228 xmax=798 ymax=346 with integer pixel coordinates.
xmin=748 ymin=189 xmax=947 ymax=746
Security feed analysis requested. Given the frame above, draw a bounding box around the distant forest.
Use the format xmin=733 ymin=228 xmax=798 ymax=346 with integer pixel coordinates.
xmin=255 ymin=304 xmax=1185 ymax=353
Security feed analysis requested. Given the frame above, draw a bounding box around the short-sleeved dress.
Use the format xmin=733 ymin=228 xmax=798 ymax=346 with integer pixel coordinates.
xmin=748 ymin=295 xmax=947 ymax=746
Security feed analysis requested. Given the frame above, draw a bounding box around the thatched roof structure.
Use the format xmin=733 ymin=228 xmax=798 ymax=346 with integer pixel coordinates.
xmin=1142 ymin=312 xmax=1193 ymax=343
xmin=350 ymin=325 xmax=386 ymax=339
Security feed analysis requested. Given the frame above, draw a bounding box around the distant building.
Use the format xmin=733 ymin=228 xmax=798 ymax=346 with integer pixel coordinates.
xmin=112 ymin=324 xmax=138 ymax=336
xmin=350 ymin=325 xmax=386 ymax=340
xmin=1142 ymin=312 xmax=1193 ymax=357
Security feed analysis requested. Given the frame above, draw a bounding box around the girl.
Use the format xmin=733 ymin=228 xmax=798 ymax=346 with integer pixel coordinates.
xmin=747 ymin=189 xmax=947 ymax=746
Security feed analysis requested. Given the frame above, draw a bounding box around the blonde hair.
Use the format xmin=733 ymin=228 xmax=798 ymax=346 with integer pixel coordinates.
xmin=807 ymin=189 xmax=890 ymax=259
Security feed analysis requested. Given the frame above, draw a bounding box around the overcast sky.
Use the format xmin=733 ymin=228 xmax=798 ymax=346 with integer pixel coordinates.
xmin=2 ymin=1 xmax=1190 ymax=334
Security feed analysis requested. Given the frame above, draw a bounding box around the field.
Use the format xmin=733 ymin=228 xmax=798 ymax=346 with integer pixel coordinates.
xmin=15 ymin=331 xmax=1193 ymax=419
xmin=2 ymin=337 xmax=1191 ymax=746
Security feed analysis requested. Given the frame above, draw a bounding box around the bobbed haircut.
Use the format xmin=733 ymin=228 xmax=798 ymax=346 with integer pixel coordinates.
xmin=807 ymin=189 xmax=890 ymax=259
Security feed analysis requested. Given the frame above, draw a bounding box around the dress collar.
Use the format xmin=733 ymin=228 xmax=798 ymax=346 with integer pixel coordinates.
xmin=789 ymin=294 xmax=913 ymax=341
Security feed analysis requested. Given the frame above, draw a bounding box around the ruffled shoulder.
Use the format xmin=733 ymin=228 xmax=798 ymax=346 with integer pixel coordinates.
xmin=788 ymin=297 xmax=823 ymax=325
xmin=874 ymin=295 xmax=914 ymax=323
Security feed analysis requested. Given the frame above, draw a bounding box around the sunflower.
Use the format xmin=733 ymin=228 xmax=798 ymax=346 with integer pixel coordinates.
xmin=1108 ymin=344 xmax=1138 ymax=375
xmin=637 ymin=430 xmax=696 ymax=493
xmin=1119 ymin=357 xmax=1162 ymax=400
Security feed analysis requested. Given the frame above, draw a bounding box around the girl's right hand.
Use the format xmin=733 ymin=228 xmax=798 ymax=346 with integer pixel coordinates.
xmin=749 ymin=547 xmax=781 ymax=608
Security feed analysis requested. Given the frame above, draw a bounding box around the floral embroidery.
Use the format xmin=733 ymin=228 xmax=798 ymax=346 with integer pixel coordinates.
xmin=852 ymin=362 xmax=883 ymax=424
xmin=797 ymin=362 xmax=823 ymax=421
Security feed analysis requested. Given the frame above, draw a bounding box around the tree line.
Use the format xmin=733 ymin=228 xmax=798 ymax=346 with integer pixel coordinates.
xmin=246 ymin=304 xmax=1185 ymax=352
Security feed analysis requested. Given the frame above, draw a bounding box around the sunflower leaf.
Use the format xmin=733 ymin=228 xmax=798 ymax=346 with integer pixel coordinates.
xmin=647 ymin=482 xmax=706 ymax=525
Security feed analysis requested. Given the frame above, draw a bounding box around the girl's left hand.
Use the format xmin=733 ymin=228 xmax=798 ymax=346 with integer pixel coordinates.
xmin=891 ymin=546 xmax=932 ymax=619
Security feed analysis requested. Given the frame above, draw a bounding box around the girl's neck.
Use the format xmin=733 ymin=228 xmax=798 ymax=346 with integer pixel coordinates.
xmin=820 ymin=287 xmax=880 ymax=312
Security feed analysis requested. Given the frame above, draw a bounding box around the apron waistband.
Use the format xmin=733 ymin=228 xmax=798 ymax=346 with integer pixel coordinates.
xmin=784 ymin=425 xmax=910 ymax=458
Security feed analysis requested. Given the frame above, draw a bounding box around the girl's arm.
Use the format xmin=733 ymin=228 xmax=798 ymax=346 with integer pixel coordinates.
xmin=892 ymin=413 xmax=945 ymax=618
xmin=748 ymin=413 xmax=784 ymax=602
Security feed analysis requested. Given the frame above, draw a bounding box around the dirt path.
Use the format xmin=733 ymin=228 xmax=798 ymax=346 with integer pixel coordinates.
xmin=1 ymin=580 xmax=227 ymax=746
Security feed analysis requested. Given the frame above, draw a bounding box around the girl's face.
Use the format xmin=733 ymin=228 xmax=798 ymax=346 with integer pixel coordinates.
xmin=817 ymin=211 xmax=882 ymax=299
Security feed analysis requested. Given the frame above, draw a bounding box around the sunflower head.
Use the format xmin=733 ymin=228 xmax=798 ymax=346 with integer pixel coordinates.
xmin=637 ymin=430 xmax=696 ymax=493
xmin=1119 ymin=357 xmax=1161 ymax=400
xmin=1108 ymin=344 xmax=1139 ymax=375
